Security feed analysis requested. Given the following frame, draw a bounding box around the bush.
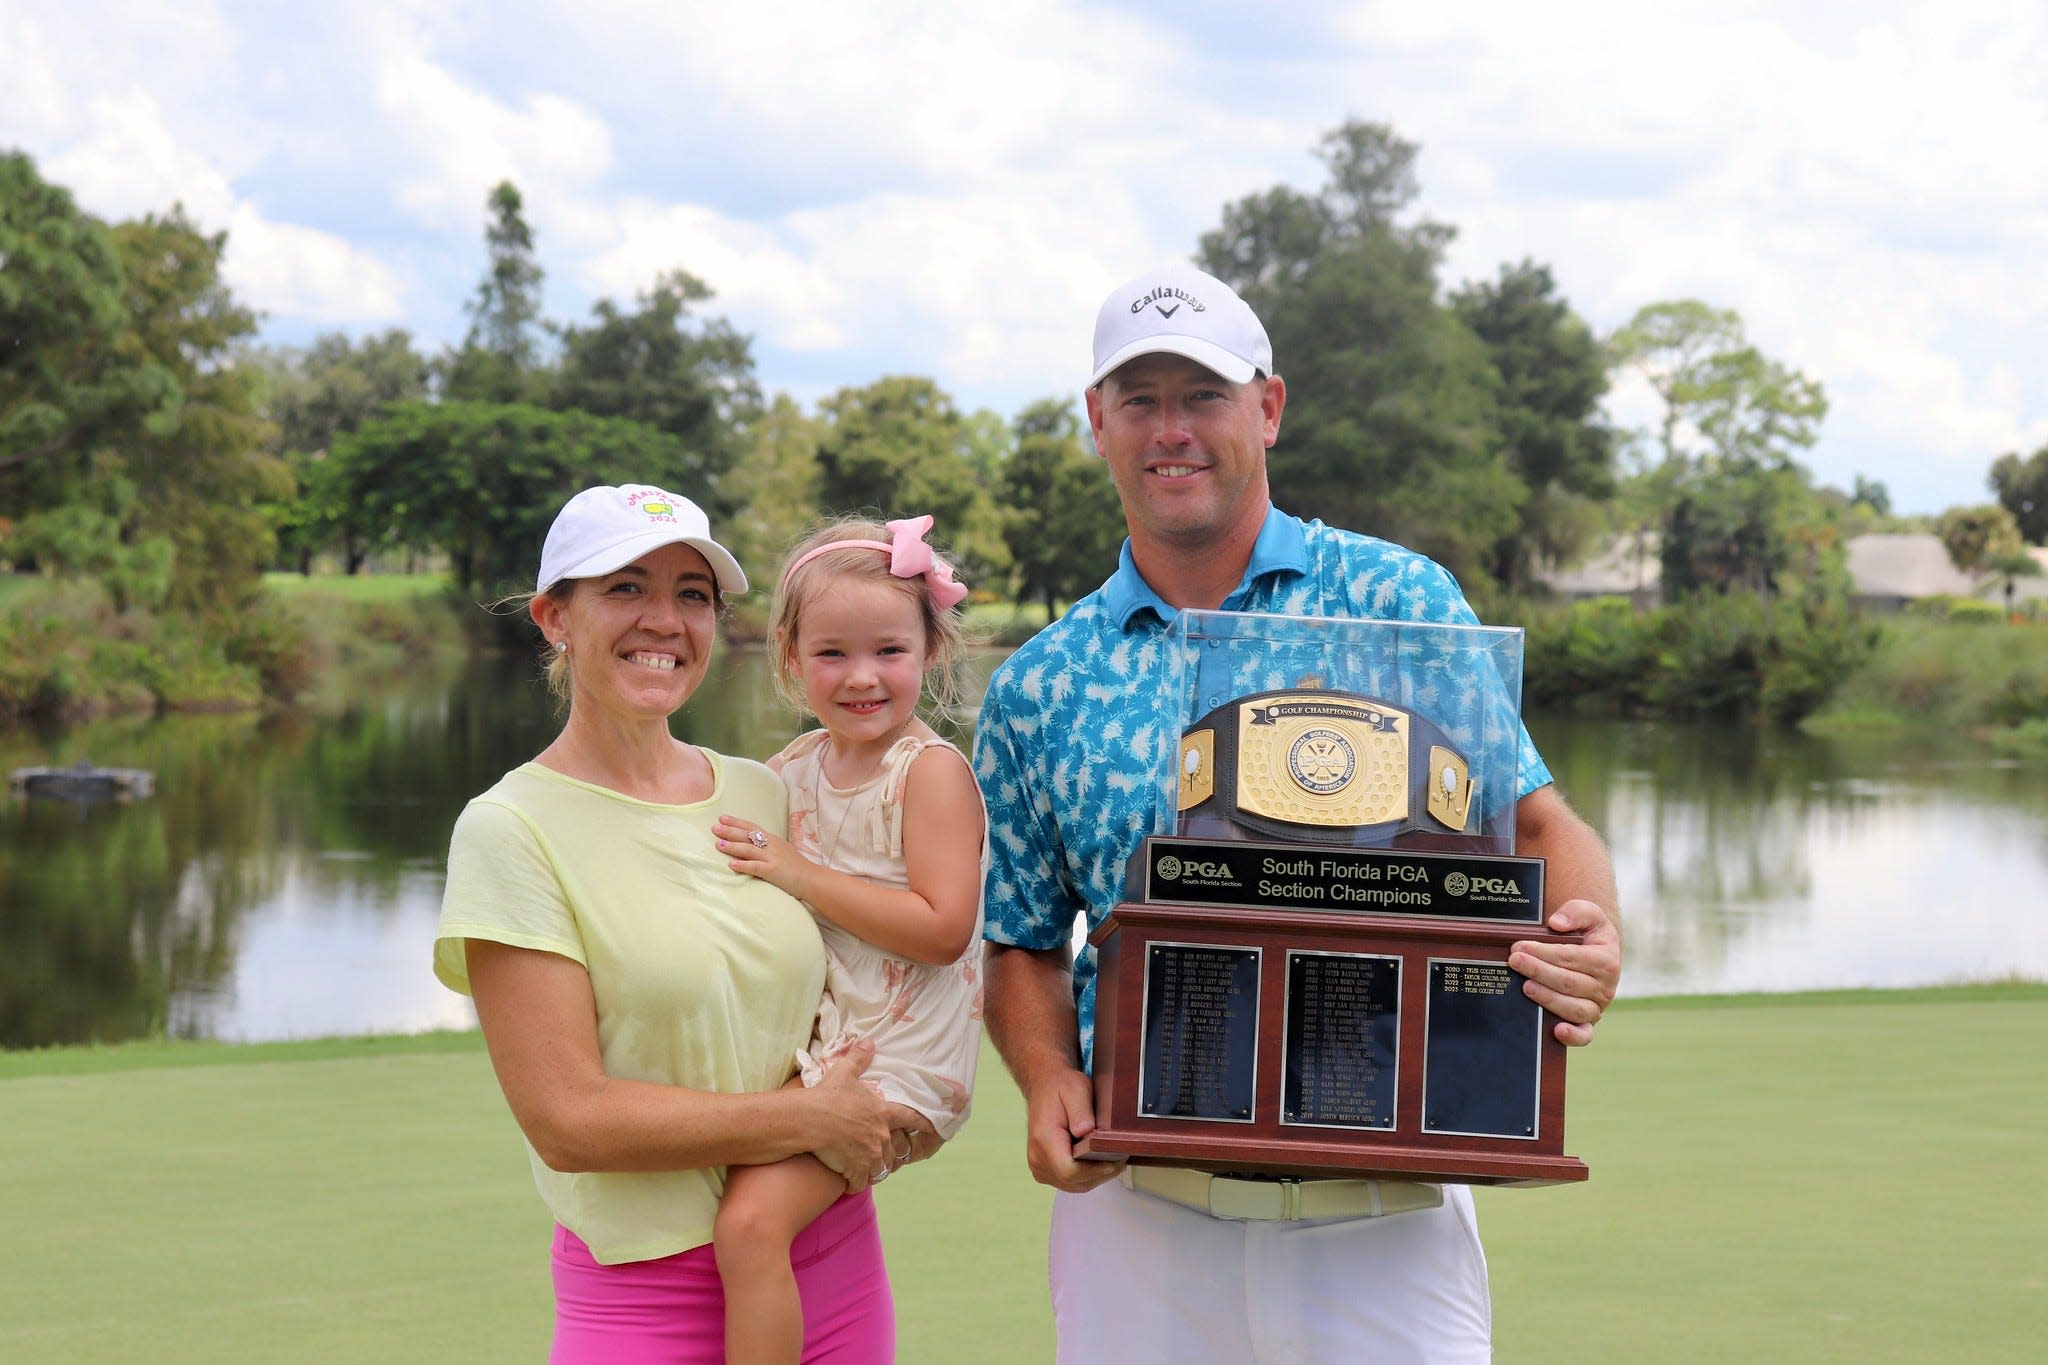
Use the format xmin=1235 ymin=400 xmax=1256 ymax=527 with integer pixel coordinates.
xmin=1807 ymin=617 xmax=2048 ymax=736
xmin=1906 ymin=594 xmax=2006 ymax=625
xmin=1514 ymin=590 xmax=1876 ymax=723
xmin=223 ymin=598 xmax=316 ymax=701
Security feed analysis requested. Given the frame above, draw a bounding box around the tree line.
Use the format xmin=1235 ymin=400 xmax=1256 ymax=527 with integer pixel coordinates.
xmin=5 ymin=124 xmax=2043 ymax=719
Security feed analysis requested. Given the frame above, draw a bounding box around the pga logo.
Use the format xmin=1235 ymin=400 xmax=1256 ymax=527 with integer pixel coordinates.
xmin=1446 ymin=871 xmax=1523 ymax=897
xmin=1157 ymin=855 xmax=1235 ymax=882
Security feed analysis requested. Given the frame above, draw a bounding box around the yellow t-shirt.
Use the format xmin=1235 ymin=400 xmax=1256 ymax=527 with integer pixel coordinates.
xmin=435 ymin=754 xmax=826 ymax=1264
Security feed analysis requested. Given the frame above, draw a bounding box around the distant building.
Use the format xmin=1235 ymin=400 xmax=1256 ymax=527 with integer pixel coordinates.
xmin=1536 ymin=531 xmax=2046 ymax=613
xmin=1844 ymin=534 xmax=1978 ymax=612
xmin=1537 ymin=532 xmax=1661 ymax=609
xmin=1846 ymin=533 xmax=2048 ymax=613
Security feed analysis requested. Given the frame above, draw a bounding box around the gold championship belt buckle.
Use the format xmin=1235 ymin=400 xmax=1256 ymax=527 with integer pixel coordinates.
xmin=1178 ymin=690 xmax=1475 ymax=845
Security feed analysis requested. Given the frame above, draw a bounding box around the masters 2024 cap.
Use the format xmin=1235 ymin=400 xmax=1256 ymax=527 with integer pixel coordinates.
xmin=535 ymin=484 xmax=747 ymax=596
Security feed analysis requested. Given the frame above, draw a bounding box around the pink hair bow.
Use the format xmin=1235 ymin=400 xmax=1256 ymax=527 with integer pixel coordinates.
xmin=779 ymin=514 xmax=970 ymax=610
xmin=883 ymin=515 xmax=969 ymax=611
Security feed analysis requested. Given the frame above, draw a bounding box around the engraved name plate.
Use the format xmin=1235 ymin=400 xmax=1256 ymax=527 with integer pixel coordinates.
xmin=1424 ymin=959 xmax=1541 ymax=1140
xmin=1138 ymin=943 xmax=1260 ymax=1123
xmin=1282 ymin=951 xmax=1400 ymax=1130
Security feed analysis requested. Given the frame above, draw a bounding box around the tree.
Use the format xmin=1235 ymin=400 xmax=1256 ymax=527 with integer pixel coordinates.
xmin=326 ymin=401 xmax=693 ymax=602
xmin=1989 ymin=445 xmax=2048 ymax=545
xmin=1937 ymin=503 xmax=2039 ymax=618
xmin=107 ymin=208 xmax=288 ymax=613
xmin=262 ymin=330 xmax=431 ymax=459
xmin=1986 ymin=548 xmax=2043 ymax=618
xmin=813 ymin=376 xmax=1007 ymax=583
xmin=257 ymin=330 xmax=431 ymax=571
xmin=1851 ymin=475 xmax=1892 ymax=518
xmin=1610 ymin=301 xmax=1827 ymax=473
xmin=1449 ymin=260 xmax=1615 ymax=595
xmin=0 ymin=152 xmax=178 ymax=507
xmin=1608 ymin=300 xmax=1833 ymax=600
xmin=716 ymin=394 xmax=825 ymax=587
xmin=1 ymin=169 xmax=283 ymax=614
xmin=1608 ymin=301 xmax=1745 ymax=465
xmin=548 ymin=269 xmax=761 ymax=514
xmin=1936 ymin=503 xmax=2024 ymax=580
xmin=443 ymin=181 xmax=545 ymax=402
xmin=1196 ymin=121 xmax=1522 ymax=589
xmin=998 ymin=399 xmax=1124 ymax=616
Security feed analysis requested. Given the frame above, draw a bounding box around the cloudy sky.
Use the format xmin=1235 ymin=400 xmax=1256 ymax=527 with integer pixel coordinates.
xmin=6 ymin=0 xmax=2044 ymax=515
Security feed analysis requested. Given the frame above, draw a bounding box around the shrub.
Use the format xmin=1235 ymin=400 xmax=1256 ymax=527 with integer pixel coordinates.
xmin=1513 ymin=589 xmax=1875 ymax=723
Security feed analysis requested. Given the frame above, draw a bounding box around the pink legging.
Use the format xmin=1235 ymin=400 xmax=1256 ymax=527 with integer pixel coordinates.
xmin=549 ymin=1190 xmax=893 ymax=1363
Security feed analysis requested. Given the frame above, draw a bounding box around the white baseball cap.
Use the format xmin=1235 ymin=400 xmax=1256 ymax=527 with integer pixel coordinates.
xmin=536 ymin=484 xmax=748 ymax=596
xmin=1087 ymin=264 xmax=1273 ymax=389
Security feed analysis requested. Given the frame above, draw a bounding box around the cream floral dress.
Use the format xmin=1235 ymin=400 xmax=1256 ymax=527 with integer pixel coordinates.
xmin=781 ymin=729 xmax=985 ymax=1139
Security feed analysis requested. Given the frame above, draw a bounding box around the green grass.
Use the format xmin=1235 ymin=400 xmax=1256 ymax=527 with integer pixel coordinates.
xmin=262 ymin=571 xmax=456 ymax=604
xmin=4 ymin=991 xmax=2043 ymax=1362
xmin=0 ymin=572 xmax=42 ymax=607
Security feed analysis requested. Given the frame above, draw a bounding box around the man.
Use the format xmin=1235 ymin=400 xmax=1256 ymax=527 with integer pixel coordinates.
xmin=974 ymin=264 xmax=1622 ymax=1363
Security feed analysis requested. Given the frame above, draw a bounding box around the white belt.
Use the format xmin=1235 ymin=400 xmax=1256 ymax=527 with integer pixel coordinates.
xmin=1121 ymin=1166 xmax=1444 ymax=1222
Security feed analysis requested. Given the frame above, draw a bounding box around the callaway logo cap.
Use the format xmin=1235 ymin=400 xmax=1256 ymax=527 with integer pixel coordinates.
xmin=1088 ymin=264 xmax=1273 ymax=389
xmin=536 ymin=484 xmax=748 ymax=596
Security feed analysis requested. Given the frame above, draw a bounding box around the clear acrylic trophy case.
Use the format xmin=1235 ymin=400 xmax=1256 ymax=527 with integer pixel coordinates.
xmin=1075 ymin=608 xmax=1589 ymax=1186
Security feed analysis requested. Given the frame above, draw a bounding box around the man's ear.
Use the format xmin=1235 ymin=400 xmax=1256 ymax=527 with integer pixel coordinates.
xmin=1084 ymin=386 xmax=1108 ymax=457
xmin=1259 ymin=374 xmax=1286 ymax=448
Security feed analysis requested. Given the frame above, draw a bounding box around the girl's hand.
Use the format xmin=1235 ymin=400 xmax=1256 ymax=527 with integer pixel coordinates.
xmin=713 ymin=815 xmax=811 ymax=899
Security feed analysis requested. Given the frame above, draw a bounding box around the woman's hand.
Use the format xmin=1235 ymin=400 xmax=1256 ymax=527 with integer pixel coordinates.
xmin=885 ymin=1104 xmax=943 ymax=1169
xmin=714 ymin=815 xmax=812 ymax=901
xmin=803 ymin=1042 xmax=894 ymax=1193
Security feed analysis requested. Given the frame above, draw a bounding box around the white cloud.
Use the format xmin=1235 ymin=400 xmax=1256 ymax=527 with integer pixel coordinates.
xmin=359 ymin=4 xmax=615 ymax=243
xmin=223 ymin=207 xmax=407 ymax=325
xmin=1332 ymin=0 xmax=2048 ymax=510
xmin=7 ymin=0 xmax=2044 ymax=511
xmin=0 ymin=8 xmax=72 ymax=138
xmin=3 ymin=1 xmax=408 ymax=329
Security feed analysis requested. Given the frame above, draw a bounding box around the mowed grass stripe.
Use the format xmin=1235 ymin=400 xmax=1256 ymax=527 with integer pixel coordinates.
xmin=1479 ymin=994 xmax=2045 ymax=1364
xmin=4 ymin=992 xmax=2041 ymax=1362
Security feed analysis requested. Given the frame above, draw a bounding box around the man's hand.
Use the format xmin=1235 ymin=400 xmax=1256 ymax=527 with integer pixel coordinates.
xmin=1511 ymin=896 xmax=1620 ymax=1046
xmin=1023 ymin=1065 xmax=1125 ymax=1193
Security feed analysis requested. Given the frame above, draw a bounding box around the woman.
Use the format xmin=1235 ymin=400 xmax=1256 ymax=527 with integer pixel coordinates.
xmin=435 ymin=483 xmax=925 ymax=1362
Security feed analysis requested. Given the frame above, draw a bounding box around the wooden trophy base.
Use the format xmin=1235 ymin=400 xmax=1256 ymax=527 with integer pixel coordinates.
xmin=1076 ymin=894 xmax=1588 ymax=1188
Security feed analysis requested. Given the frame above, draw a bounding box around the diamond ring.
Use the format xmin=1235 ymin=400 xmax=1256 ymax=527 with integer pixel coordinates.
xmin=748 ymin=830 xmax=768 ymax=848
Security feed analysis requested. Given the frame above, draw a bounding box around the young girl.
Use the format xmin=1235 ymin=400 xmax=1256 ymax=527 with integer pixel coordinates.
xmin=710 ymin=514 xmax=986 ymax=1364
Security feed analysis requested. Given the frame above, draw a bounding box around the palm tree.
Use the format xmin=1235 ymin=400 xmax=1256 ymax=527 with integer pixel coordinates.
xmin=1985 ymin=548 xmax=2043 ymax=619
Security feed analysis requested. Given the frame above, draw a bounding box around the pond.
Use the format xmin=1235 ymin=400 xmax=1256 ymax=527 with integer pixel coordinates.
xmin=3 ymin=649 xmax=2044 ymax=1050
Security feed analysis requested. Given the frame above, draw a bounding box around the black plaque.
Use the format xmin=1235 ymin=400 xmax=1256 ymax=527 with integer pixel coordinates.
xmin=1282 ymin=951 xmax=1399 ymax=1129
xmin=1137 ymin=836 xmax=1544 ymax=923
xmin=1139 ymin=943 xmax=1259 ymax=1122
xmin=1424 ymin=959 xmax=1540 ymax=1139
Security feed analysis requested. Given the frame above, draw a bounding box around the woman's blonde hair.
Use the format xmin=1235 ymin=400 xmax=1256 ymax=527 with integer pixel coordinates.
xmin=768 ymin=516 xmax=971 ymax=717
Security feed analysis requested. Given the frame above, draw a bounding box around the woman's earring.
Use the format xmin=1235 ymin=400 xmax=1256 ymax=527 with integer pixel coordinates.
xmin=554 ymin=640 xmax=569 ymax=656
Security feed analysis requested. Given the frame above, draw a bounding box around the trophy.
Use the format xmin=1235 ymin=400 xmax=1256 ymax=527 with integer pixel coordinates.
xmin=1073 ymin=609 xmax=1588 ymax=1186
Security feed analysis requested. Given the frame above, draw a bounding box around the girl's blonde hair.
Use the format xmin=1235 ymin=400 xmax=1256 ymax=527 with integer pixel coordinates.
xmin=769 ymin=516 xmax=971 ymax=717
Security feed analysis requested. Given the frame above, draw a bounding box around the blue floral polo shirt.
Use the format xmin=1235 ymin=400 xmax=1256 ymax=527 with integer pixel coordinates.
xmin=973 ymin=506 xmax=1553 ymax=1070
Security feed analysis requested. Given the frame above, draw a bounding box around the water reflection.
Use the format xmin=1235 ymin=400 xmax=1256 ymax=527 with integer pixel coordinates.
xmin=3 ymin=657 xmax=2043 ymax=1049
xmin=1533 ymin=715 xmax=2048 ymax=995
